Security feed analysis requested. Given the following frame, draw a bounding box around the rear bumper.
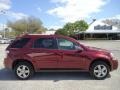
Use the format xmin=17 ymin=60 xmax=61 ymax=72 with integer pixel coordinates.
xmin=4 ymin=57 xmax=13 ymax=69
xmin=111 ymin=59 xmax=118 ymax=71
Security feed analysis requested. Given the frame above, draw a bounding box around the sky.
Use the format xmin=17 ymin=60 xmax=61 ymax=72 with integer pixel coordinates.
xmin=0 ymin=0 xmax=120 ymax=30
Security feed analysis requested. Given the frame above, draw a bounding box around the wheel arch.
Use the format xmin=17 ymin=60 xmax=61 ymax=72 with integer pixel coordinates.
xmin=89 ymin=58 xmax=112 ymax=71
xmin=12 ymin=59 xmax=35 ymax=71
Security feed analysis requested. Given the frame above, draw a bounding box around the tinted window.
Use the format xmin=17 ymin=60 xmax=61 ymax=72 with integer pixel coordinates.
xmin=57 ymin=38 xmax=76 ymax=50
xmin=10 ymin=38 xmax=30 ymax=48
xmin=33 ymin=38 xmax=56 ymax=49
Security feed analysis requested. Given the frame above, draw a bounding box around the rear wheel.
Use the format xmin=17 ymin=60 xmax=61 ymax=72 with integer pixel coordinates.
xmin=14 ymin=62 xmax=34 ymax=80
xmin=90 ymin=61 xmax=110 ymax=80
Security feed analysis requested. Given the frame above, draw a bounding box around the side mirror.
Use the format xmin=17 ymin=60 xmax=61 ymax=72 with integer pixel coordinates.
xmin=75 ymin=46 xmax=83 ymax=52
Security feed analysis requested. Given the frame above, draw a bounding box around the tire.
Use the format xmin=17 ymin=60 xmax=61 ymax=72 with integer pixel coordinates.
xmin=14 ymin=62 xmax=34 ymax=80
xmin=90 ymin=61 xmax=110 ymax=80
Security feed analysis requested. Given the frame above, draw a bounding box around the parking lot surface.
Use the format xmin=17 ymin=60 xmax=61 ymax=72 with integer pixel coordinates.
xmin=0 ymin=40 xmax=120 ymax=90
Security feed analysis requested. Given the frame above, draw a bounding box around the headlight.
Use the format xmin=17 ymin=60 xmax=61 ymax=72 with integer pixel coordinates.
xmin=110 ymin=53 xmax=116 ymax=60
xmin=110 ymin=53 xmax=114 ymax=57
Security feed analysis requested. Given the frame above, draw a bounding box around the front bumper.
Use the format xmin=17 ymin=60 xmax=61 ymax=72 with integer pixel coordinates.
xmin=111 ymin=59 xmax=118 ymax=71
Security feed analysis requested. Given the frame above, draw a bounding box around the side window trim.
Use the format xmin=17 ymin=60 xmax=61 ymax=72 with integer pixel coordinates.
xmin=32 ymin=37 xmax=58 ymax=49
xmin=56 ymin=37 xmax=83 ymax=51
xmin=56 ymin=38 xmax=75 ymax=50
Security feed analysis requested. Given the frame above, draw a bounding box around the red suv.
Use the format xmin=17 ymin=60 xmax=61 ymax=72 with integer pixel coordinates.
xmin=4 ymin=34 xmax=118 ymax=80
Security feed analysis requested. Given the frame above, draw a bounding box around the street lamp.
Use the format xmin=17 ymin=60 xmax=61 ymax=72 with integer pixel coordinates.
xmin=89 ymin=19 xmax=96 ymax=26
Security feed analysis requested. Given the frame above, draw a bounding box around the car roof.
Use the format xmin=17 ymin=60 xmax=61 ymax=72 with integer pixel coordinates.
xmin=16 ymin=34 xmax=79 ymax=44
xmin=19 ymin=34 xmax=68 ymax=38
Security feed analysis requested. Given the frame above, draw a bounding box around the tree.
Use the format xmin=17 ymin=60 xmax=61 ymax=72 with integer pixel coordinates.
xmin=55 ymin=20 xmax=88 ymax=36
xmin=74 ymin=20 xmax=89 ymax=32
xmin=103 ymin=19 xmax=120 ymax=29
xmin=55 ymin=28 xmax=67 ymax=35
xmin=63 ymin=22 xmax=75 ymax=36
xmin=7 ymin=16 xmax=47 ymax=36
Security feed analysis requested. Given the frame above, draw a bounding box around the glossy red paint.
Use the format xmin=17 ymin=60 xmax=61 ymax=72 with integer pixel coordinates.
xmin=4 ymin=34 xmax=118 ymax=72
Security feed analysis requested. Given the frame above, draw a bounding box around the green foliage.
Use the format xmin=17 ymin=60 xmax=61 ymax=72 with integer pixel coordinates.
xmin=55 ymin=20 xmax=88 ymax=36
xmin=63 ymin=23 xmax=74 ymax=36
xmin=7 ymin=16 xmax=47 ymax=36
xmin=74 ymin=20 xmax=89 ymax=31
xmin=55 ymin=28 xmax=67 ymax=35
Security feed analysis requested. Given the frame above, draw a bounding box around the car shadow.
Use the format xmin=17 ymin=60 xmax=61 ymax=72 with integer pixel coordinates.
xmin=0 ymin=68 xmax=111 ymax=81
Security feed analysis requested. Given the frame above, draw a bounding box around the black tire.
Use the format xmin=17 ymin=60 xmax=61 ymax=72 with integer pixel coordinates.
xmin=90 ymin=61 xmax=110 ymax=80
xmin=14 ymin=62 xmax=34 ymax=80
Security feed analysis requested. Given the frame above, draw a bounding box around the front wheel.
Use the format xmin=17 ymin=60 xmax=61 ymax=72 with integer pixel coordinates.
xmin=90 ymin=61 xmax=110 ymax=80
xmin=14 ymin=62 xmax=34 ymax=80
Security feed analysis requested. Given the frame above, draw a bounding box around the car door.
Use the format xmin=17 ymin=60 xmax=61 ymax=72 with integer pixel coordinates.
xmin=29 ymin=37 xmax=60 ymax=69
xmin=57 ymin=38 xmax=87 ymax=69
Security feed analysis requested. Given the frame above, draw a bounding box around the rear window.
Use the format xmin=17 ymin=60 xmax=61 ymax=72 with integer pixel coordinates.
xmin=10 ymin=38 xmax=30 ymax=48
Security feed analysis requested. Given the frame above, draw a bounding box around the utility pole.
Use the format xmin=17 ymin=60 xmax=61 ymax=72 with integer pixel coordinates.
xmin=3 ymin=24 xmax=5 ymax=38
xmin=0 ymin=10 xmax=6 ymax=39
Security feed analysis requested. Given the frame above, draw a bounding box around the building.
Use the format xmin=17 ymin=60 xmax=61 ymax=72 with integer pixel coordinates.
xmin=75 ymin=20 xmax=120 ymax=40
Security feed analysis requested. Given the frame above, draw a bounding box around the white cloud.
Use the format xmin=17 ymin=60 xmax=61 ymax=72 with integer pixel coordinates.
xmin=7 ymin=11 xmax=28 ymax=20
xmin=110 ymin=15 xmax=120 ymax=19
xmin=0 ymin=0 xmax=28 ymax=20
xmin=0 ymin=0 xmax=11 ymax=10
xmin=48 ymin=0 xmax=109 ymax=22
xmin=100 ymin=14 xmax=120 ymax=20
xmin=37 ymin=7 xmax=42 ymax=12
xmin=51 ymin=0 xmax=68 ymax=3
xmin=47 ymin=25 xmax=62 ymax=30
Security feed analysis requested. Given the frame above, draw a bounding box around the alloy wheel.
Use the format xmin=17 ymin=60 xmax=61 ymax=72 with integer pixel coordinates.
xmin=93 ymin=65 xmax=107 ymax=78
xmin=16 ymin=65 xmax=30 ymax=79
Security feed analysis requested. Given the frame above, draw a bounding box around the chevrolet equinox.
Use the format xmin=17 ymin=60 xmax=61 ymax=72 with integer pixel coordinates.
xmin=4 ymin=34 xmax=118 ymax=80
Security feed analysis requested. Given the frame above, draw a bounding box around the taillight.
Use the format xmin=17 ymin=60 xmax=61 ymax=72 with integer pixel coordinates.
xmin=5 ymin=50 xmax=9 ymax=57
